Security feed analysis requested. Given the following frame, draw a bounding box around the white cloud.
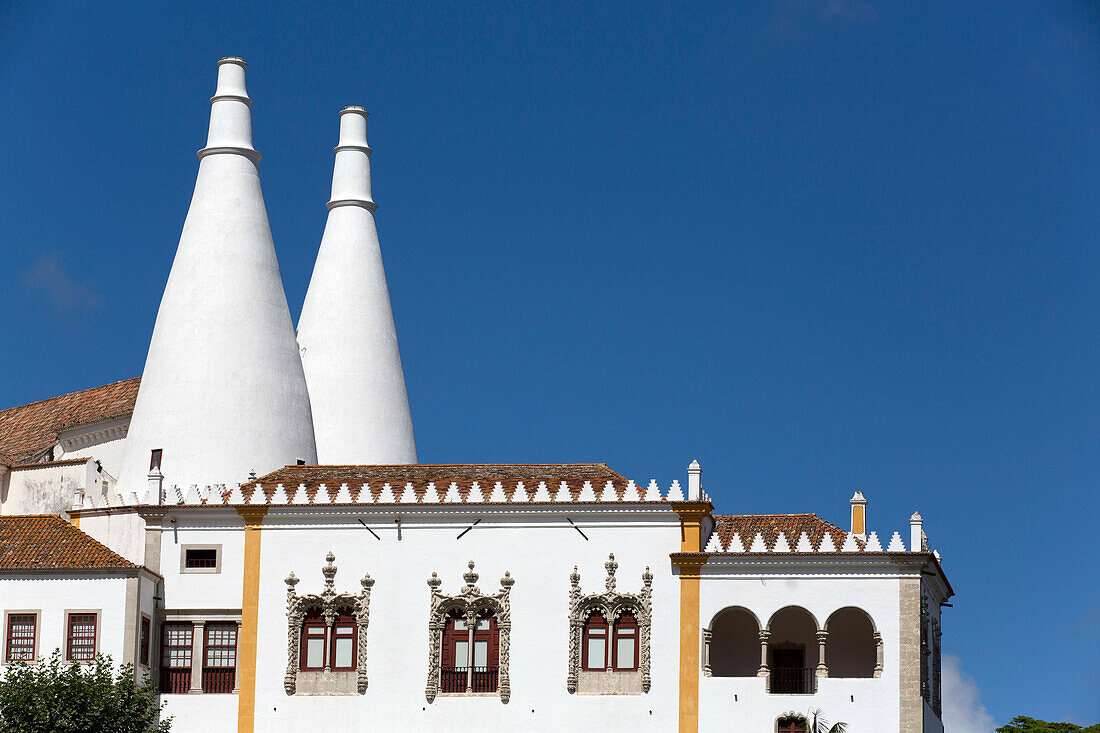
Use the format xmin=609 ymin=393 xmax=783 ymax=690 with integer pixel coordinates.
xmin=942 ymin=654 xmax=996 ymax=733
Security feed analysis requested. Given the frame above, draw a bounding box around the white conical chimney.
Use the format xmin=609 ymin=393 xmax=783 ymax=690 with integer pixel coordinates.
xmin=296 ymin=107 xmax=417 ymax=464
xmin=118 ymin=58 xmax=317 ymax=494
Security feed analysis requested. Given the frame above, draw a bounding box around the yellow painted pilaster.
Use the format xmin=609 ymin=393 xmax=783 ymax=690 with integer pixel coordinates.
xmin=236 ymin=507 xmax=267 ymax=733
xmin=70 ymin=512 xmax=80 ymax=529
xmin=670 ymin=501 xmax=712 ymax=733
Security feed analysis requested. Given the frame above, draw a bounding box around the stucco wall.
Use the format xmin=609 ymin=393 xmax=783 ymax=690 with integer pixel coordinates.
xmin=1 ymin=461 xmax=95 ymax=516
xmin=0 ymin=574 xmax=129 ymax=665
xmin=158 ymin=507 xmax=683 ymax=732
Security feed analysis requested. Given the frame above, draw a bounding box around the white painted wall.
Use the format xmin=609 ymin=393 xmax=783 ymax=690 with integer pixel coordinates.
xmin=156 ymin=507 xmax=682 ymax=732
xmin=0 ymin=574 xmax=129 ymax=665
xmin=80 ymin=511 xmax=147 ymax=565
xmin=699 ymin=566 xmax=903 ymax=733
xmin=1 ymin=460 xmax=96 ymax=516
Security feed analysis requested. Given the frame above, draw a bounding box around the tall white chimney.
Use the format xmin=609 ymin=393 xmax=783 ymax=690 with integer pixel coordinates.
xmin=118 ymin=58 xmax=317 ymax=494
xmin=296 ymin=107 xmax=417 ymax=464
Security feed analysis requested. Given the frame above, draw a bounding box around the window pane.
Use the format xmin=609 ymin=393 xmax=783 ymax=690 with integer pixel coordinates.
xmin=334 ymin=637 xmax=353 ymax=668
xmin=455 ymin=618 xmax=467 ymax=630
xmin=474 ymin=618 xmax=489 ymax=631
xmin=453 ymin=640 xmax=469 ymax=669
xmin=306 ymin=637 xmax=325 ymax=668
xmin=616 ymin=637 xmax=635 ymax=669
xmin=587 ymin=637 xmax=605 ymax=668
xmin=473 ymin=640 xmax=488 ymax=668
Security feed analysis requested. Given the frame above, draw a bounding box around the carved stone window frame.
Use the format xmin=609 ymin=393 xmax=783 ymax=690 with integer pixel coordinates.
xmin=425 ymin=561 xmax=514 ymax=704
xmin=283 ymin=552 xmax=374 ymax=695
xmin=567 ymin=553 xmax=653 ymax=694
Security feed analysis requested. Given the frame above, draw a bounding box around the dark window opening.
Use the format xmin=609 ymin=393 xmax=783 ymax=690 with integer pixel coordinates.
xmin=149 ymin=449 xmax=163 ymax=471
xmin=185 ymin=549 xmax=218 ymax=569
xmin=140 ymin=617 xmax=151 ymax=666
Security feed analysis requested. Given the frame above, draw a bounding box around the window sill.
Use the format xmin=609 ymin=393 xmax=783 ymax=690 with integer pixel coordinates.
xmin=436 ymin=692 xmax=500 ymax=698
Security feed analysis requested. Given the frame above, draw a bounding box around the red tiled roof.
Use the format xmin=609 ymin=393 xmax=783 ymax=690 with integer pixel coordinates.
xmin=0 ymin=378 xmax=139 ymax=464
xmin=0 ymin=515 xmax=137 ymax=570
xmin=239 ymin=463 xmax=635 ymax=503
xmin=710 ymin=513 xmax=859 ymax=552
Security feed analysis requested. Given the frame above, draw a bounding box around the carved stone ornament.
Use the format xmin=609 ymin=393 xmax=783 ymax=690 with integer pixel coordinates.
xmin=425 ymin=561 xmax=514 ymax=704
xmin=567 ymin=553 xmax=653 ymax=694
xmin=284 ymin=552 xmax=374 ymax=695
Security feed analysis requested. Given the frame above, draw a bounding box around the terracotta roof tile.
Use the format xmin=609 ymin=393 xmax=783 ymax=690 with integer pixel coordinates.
xmin=237 ymin=463 xmax=634 ymax=503
xmin=0 ymin=378 xmax=139 ymax=464
xmin=0 ymin=514 xmax=137 ymax=570
xmin=710 ymin=513 xmax=859 ymax=552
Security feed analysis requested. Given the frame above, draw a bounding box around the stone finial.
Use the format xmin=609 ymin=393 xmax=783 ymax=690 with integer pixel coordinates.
xmin=427 ymin=571 xmax=441 ymax=590
xmin=322 ymin=552 xmax=338 ymax=588
xmin=604 ymin=553 xmax=618 ymax=592
xmin=642 ymin=566 xmax=653 ymax=588
xmin=285 ymin=571 xmax=299 ymax=590
xmin=361 ymin=573 xmax=375 ymax=591
xmin=463 ymin=560 xmax=479 ymax=587
xmin=248 ymin=469 xmax=257 ymax=480
xmin=500 ymin=571 xmax=514 ymax=590
xmin=687 ymin=459 xmax=702 ymax=500
xmin=570 ymin=566 xmax=580 ymax=588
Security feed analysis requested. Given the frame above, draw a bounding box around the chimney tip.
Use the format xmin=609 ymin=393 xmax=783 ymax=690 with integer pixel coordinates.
xmin=341 ymin=105 xmax=369 ymax=115
xmin=218 ymin=56 xmax=247 ymax=67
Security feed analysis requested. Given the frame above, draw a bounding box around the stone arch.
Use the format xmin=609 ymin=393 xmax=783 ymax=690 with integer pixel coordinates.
xmin=706 ymin=606 xmax=760 ymax=677
xmin=765 ymin=606 xmax=819 ymax=693
xmin=824 ymin=606 xmax=881 ymax=678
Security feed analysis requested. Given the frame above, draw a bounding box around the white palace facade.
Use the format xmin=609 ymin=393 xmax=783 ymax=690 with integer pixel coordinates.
xmin=0 ymin=59 xmax=951 ymax=733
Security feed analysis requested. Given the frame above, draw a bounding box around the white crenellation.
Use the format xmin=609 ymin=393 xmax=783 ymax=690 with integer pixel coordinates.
xmin=423 ymin=483 xmax=440 ymax=503
xmin=378 ymin=483 xmax=395 ymax=503
xmin=749 ymin=533 xmax=768 ymax=552
xmin=488 ymin=482 xmax=507 ymax=503
xmin=358 ymin=484 xmax=374 ymax=503
xmin=795 ymin=532 xmax=814 ymax=552
xmin=399 ymin=483 xmax=417 ymax=503
xmin=773 ymin=532 xmax=791 ymax=553
xmin=644 ymin=479 xmax=662 ymax=501
xmin=841 ymin=532 xmax=860 ymax=552
xmin=335 ymin=483 xmax=353 ymax=504
xmin=444 ymin=482 xmax=462 ymax=503
xmin=315 ymin=484 xmax=332 ymax=504
xmin=818 ymin=533 xmax=837 ymax=552
xmin=554 ymin=481 xmax=571 ymax=502
xmin=271 ymin=484 xmax=289 ymax=504
xmin=532 ymin=481 xmax=551 ymax=502
xmin=512 ymin=482 xmax=528 ymax=502
xmin=727 ymin=532 xmax=745 ymax=553
xmin=598 ymin=481 xmax=616 ymax=502
xmin=622 ymin=480 xmax=641 ymax=502
xmin=666 ymin=480 xmax=685 ymax=502
xmin=887 ymin=531 xmax=906 ymax=551
xmin=184 ymin=485 xmax=200 ymax=504
xmin=578 ymin=481 xmax=597 ymax=502
xmin=291 ymin=484 xmax=310 ymax=505
xmin=228 ymin=485 xmax=246 ymax=504
xmin=865 ymin=531 xmax=883 ymax=551
xmin=467 ymin=482 xmax=484 ymax=503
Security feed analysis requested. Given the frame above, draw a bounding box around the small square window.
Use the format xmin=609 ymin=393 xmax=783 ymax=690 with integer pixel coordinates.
xmin=180 ymin=545 xmax=221 ymax=574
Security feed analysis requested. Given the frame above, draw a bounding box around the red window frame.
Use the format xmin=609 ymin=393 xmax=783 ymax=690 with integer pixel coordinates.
xmin=202 ymin=622 xmax=238 ymax=693
xmin=778 ymin=717 xmax=807 ymax=733
xmin=159 ymin=622 xmax=193 ymax=693
xmin=5 ymin=614 xmax=37 ymax=663
xmin=612 ymin=612 xmax=639 ymax=671
xmin=329 ymin=614 xmax=357 ymax=671
xmin=300 ymin=613 xmax=327 ymax=671
xmin=582 ymin=612 xmax=608 ymax=671
xmin=139 ymin=616 xmax=151 ymax=666
xmin=66 ymin=613 xmax=98 ymax=662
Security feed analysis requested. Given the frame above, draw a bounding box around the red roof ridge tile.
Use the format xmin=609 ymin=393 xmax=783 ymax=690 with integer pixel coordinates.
xmin=0 ymin=377 xmax=140 ymax=415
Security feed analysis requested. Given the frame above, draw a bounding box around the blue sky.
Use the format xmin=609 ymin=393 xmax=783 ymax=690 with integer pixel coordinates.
xmin=1 ymin=1 xmax=1097 ymax=726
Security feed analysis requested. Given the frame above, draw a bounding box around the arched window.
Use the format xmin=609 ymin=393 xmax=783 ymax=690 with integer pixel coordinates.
xmin=777 ymin=716 xmax=807 ymax=733
xmin=825 ymin=607 xmax=878 ymax=678
xmin=299 ymin=612 xmax=357 ymax=672
xmin=708 ymin=606 xmax=760 ymax=677
xmin=582 ymin=612 xmax=608 ymax=670
xmin=613 ymin=612 xmax=638 ymax=671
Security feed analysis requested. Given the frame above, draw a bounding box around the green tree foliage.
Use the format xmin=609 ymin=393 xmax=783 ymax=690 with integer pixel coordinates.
xmin=808 ymin=707 xmax=849 ymax=733
xmin=0 ymin=651 xmax=170 ymax=733
xmin=997 ymin=717 xmax=1100 ymax=733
